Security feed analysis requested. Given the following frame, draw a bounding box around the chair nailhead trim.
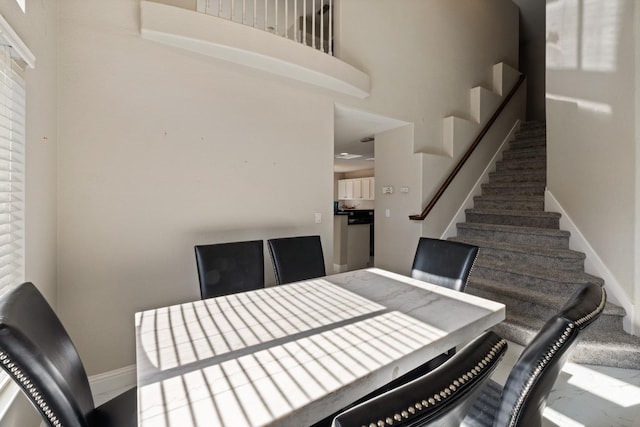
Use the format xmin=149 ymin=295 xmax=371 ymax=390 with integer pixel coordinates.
xmin=0 ymin=351 xmax=62 ymax=427
xmin=507 ymin=287 xmax=606 ymax=427
xmin=362 ymin=338 xmax=508 ymax=427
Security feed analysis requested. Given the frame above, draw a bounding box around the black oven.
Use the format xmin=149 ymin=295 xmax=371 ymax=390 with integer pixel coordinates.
xmin=346 ymin=210 xmax=374 ymax=256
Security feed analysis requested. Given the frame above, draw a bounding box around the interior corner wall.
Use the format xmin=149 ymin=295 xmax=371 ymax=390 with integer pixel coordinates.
xmin=0 ymin=1 xmax=59 ymax=425
xmin=333 ymin=0 xmax=519 ymax=154
xmin=546 ymin=0 xmax=636 ymax=303
xmin=512 ymin=0 xmax=546 ymax=121
xmin=57 ymin=0 xmax=335 ymax=375
xmin=635 ymin=0 xmax=640 ymax=329
xmin=0 ymin=0 xmax=58 ymax=308
xmin=373 ymin=125 xmax=422 ymax=276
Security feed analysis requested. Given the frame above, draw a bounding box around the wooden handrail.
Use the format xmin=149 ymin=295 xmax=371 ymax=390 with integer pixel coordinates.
xmin=409 ymin=74 xmax=526 ymax=221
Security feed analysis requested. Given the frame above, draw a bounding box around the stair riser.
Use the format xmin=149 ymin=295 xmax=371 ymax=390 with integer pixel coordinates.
xmin=457 ymin=226 xmax=570 ymax=248
xmin=476 ymin=248 xmax=584 ymax=271
xmin=471 ymin=266 xmax=587 ymax=293
xmin=481 ymin=185 xmax=545 ymax=196
xmin=571 ymin=340 xmax=640 ymax=370
xmin=466 ymin=212 xmax=559 ymax=229
xmin=488 ymin=172 xmax=546 ymax=184
xmin=473 ymin=198 xmax=544 ymax=211
xmin=471 ymin=288 xmax=624 ymax=334
xmin=502 ymin=150 xmax=546 ymax=161
xmin=490 ymin=322 xmax=639 ymax=369
xmin=496 ymin=159 xmax=546 ymax=171
xmin=515 ymin=129 xmax=545 ymax=139
xmin=472 ymin=287 xmax=624 ymax=332
xmin=509 ymin=139 xmax=546 ymax=150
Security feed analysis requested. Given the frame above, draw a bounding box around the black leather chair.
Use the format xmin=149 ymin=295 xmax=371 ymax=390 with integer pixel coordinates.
xmin=0 ymin=282 xmax=136 ymax=427
xmin=331 ymin=331 xmax=508 ymax=427
xmin=267 ymin=235 xmax=326 ymax=285
xmin=463 ymin=282 xmax=607 ymax=427
xmin=411 ymin=237 xmax=479 ymax=292
xmin=194 ymin=240 xmax=264 ymax=299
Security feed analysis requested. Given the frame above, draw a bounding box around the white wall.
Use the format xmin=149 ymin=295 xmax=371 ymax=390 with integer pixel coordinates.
xmin=334 ymin=0 xmax=519 ymax=154
xmin=57 ymin=0 xmax=335 ymax=375
xmin=374 ymin=125 xmax=422 ymax=274
xmin=546 ymin=0 xmax=637 ymax=306
xmin=56 ymin=0 xmax=520 ymax=376
xmin=334 ymin=0 xmax=519 ymax=273
xmin=0 ymin=0 xmax=59 ymax=425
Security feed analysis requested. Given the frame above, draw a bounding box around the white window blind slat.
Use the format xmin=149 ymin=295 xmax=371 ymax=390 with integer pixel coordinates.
xmin=0 ymin=45 xmax=25 ymax=292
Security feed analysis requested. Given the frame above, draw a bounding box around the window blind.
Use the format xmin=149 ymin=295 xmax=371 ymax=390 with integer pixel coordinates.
xmin=0 ymin=46 xmax=25 ymax=290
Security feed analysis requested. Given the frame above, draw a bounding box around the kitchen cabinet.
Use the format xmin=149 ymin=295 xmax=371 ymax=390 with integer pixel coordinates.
xmin=338 ymin=177 xmax=375 ymax=200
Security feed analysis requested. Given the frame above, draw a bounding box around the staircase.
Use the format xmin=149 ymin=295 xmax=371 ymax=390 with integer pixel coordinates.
xmin=452 ymin=121 xmax=640 ymax=369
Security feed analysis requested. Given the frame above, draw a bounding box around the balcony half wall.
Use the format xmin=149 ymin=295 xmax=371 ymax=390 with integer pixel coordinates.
xmin=140 ymin=1 xmax=370 ymax=99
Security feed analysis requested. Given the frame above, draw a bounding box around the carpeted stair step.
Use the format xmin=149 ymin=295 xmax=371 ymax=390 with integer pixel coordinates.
xmin=465 ymin=208 xmax=560 ymax=229
xmin=513 ymin=129 xmax=545 ymax=140
xmin=473 ymin=194 xmax=544 ymax=211
xmin=470 ymin=257 xmax=603 ymax=293
xmin=488 ymin=312 xmax=640 ymax=369
xmin=502 ymin=147 xmax=546 ymax=161
xmin=488 ymin=170 xmax=546 ymax=184
xmin=481 ymin=182 xmax=545 ymax=196
xmin=466 ymin=278 xmax=624 ymax=332
xmin=451 ymin=236 xmax=585 ymax=271
xmin=508 ymin=137 xmax=546 ymax=151
xmin=517 ymin=120 xmax=545 ymax=131
xmin=496 ymin=157 xmax=546 ymax=172
xmin=456 ymin=222 xmax=570 ymax=248
xmin=450 ymin=120 xmax=640 ymax=370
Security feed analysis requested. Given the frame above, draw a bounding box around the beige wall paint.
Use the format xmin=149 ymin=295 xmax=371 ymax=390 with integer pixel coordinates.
xmin=0 ymin=0 xmax=58 ymax=307
xmin=635 ymin=0 xmax=640 ymax=327
xmin=334 ymin=0 xmax=519 ymax=154
xmin=57 ymin=0 xmax=334 ymax=374
xmin=546 ymin=0 xmax=636 ymax=301
xmin=55 ymin=0 xmax=520 ymax=375
xmin=334 ymin=0 xmax=519 ymax=272
xmin=0 ymin=0 xmax=59 ymax=425
xmin=374 ymin=125 xmax=421 ymax=275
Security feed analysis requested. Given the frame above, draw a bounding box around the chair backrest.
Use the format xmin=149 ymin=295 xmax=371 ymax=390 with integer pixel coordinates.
xmin=494 ymin=282 xmax=607 ymax=427
xmin=332 ymin=331 xmax=508 ymax=427
xmin=411 ymin=238 xmax=479 ymax=292
xmin=267 ymin=235 xmax=326 ymax=285
xmin=194 ymin=240 xmax=264 ymax=299
xmin=0 ymin=282 xmax=94 ymax=427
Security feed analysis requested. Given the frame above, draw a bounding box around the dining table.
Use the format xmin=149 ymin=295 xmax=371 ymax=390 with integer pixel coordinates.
xmin=135 ymin=268 xmax=505 ymax=427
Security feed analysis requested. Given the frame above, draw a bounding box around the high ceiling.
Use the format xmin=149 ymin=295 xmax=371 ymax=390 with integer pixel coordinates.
xmin=334 ymin=105 xmax=408 ymax=173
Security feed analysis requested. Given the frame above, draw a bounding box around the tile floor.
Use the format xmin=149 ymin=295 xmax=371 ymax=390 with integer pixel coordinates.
xmin=492 ymin=341 xmax=640 ymax=427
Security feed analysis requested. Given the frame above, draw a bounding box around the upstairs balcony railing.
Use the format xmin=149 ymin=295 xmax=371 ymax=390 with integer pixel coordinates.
xmin=198 ymin=0 xmax=333 ymax=55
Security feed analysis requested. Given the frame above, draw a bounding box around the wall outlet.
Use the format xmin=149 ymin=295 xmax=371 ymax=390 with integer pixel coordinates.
xmin=314 ymin=212 xmax=322 ymax=223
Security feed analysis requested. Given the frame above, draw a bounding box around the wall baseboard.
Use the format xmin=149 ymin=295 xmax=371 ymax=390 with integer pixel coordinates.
xmin=545 ymin=190 xmax=636 ymax=335
xmin=88 ymin=365 xmax=137 ymax=406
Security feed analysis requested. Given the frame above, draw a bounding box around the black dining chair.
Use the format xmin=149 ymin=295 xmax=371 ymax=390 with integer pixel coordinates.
xmin=462 ymin=282 xmax=607 ymax=427
xmin=411 ymin=237 xmax=479 ymax=292
xmin=331 ymin=331 xmax=508 ymax=427
xmin=405 ymin=238 xmax=480 ymax=376
xmin=194 ymin=240 xmax=264 ymax=299
xmin=267 ymin=235 xmax=326 ymax=285
xmin=0 ymin=282 xmax=136 ymax=427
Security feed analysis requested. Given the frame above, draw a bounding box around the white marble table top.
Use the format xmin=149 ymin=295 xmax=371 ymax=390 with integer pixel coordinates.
xmin=135 ymin=268 xmax=505 ymax=427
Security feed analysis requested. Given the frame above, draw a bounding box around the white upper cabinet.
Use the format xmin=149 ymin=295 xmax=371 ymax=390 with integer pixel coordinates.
xmin=338 ymin=177 xmax=375 ymax=200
